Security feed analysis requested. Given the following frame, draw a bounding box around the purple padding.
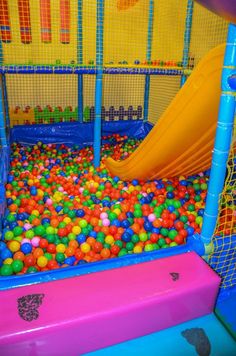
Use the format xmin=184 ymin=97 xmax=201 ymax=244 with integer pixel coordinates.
xmin=0 ymin=252 xmax=220 ymax=355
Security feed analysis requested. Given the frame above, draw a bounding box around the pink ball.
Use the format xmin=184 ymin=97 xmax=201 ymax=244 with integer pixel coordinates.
xmin=79 ymin=187 xmax=84 ymax=193
xmin=148 ymin=213 xmax=156 ymax=222
xmin=102 ymin=218 xmax=110 ymax=227
xmin=46 ymin=198 xmax=53 ymax=205
xmin=58 ymin=187 xmax=64 ymax=192
xmin=24 ymin=223 xmax=32 ymax=231
xmin=31 ymin=237 xmax=40 ymax=247
xmin=100 ymin=212 xmax=108 ymax=219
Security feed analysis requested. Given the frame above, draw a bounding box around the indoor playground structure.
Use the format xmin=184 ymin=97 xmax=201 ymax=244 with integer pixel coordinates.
xmin=0 ymin=0 xmax=236 ymax=355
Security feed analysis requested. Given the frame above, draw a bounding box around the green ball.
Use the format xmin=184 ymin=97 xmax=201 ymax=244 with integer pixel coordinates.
xmin=144 ymin=244 xmax=154 ymax=252
xmin=56 ymin=253 xmax=65 ymax=263
xmin=180 ymin=215 xmax=188 ymax=223
xmin=46 ymin=226 xmax=55 ymax=235
xmin=139 ymin=232 xmax=148 ymax=242
xmin=25 ymin=230 xmax=34 ymax=239
xmin=201 ymin=183 xmax=208 ymax=190
xmin=160 ymin=228 xmax=169 ymax=237
xmin=4 ymin=231 xmax=14 ymax=241
xmin=126 ymin=242 xmax=134 ymax=251
xmin=12 ymin=260 xmax=23 ymax=273
xmin=168 ymin=229 xmax=178 ymax=240
xmin=188 ymin=204 xmax=195 ymax=212
xmin=6 ymin=214 xmax=16 ymax=222
xmin=27 ymin=266 xmax=38 ymax=273
xmin=1 ymin=264 xmax=13 ymax=276
xmin=158 ymin=238 xmax=166 ymax=247
xmin=34 ymin=225 xmax=46 ymax=236
xmin=13 ymin=226 xmax=23 ymax=237
xmin=118 ymin=248 xmax=128 ymax=257
xmin=131 ymin=234 xmax=140 ymax=244
xmin=170 ymin=242 xmax=178 ymax=247
xmin=134 ymin=210 xmax=142 ymax=218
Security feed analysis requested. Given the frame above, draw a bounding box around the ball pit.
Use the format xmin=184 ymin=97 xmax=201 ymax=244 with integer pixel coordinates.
xmin=0 ymin=134 xmax=209 ymax=276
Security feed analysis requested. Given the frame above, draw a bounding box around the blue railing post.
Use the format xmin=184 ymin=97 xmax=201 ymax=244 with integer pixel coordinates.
xmin=181 ymin=0 xmax=194 ymax=86
xmin=143 ymin=0 xmax=154 ymax=122
xmin=93 ymin=0 xmax=104 ymax=167
xmin=77 ymin=0 xmax=83 ymax=123
xmin=201 ymin=23 xmax=236 ymax=248
xmin=2 ymin=74 xmax=10 ymax=144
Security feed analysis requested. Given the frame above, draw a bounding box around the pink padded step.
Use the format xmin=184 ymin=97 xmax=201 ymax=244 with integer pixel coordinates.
xmin=0 ymin=252 xmax=220 ymax=355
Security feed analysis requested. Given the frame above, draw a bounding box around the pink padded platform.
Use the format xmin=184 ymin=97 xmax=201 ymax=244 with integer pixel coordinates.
xmin=0 ymin=252 xmax=220 ymax=355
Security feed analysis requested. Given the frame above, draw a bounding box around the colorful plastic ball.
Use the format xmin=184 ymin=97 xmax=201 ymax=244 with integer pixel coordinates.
xmin=12 ymin=259 xmax=24 ymax=273
xmin=80 ymin=242 xmax=91 ymax=254
xmin=20 ymin=243 xmax=32 ymax=254
xmin=9 ymin=241 xmax=21 ymax=253
xmin=37 ymin=256 xmax=48 ymax=268
xmin=4 ymin=231 xmax=14 ymax=241
xmin=0 ymin=264 xmax=13 ymax=276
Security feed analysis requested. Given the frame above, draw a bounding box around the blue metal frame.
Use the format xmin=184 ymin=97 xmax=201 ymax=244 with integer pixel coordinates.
xmin=181 ymin=0 xmax=194 ymax=86
xmin=93 ymin=0 xmax=104 ymax=167
xmin=143 ymin=0 xmax=154 ymax=121
xmin=77 ymin=0 xmax=83 ymax=123
xmin=201 ymin=23 xmax=236 ymax=246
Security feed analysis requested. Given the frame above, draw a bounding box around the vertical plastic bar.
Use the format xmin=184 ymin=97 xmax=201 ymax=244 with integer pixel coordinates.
xmin=40 ymin=0 xmax=51 ymax=43
xmin=0 ymin=0 xmax=11 ymax=43
xmin=201 ymin=23 xmax=236 ymax=246
xmin=18 ymin=0 xmax=32 ymax=44
xmin=180 ymin=0 xmax=193 ymax=86
xmin=93 ymin=0 xmax=104 ymax=167
xmin=143 ymin=0 xmax=154 ymax=122
xmin=77 ymin=0 xmax=83 ymax=123
xmin=2 ymin=74 xmax=9 ymax=142
xmin=0 ymin=82 xmax=7 ymax=148
xmin=60 ymin=0 xmax=70 ymax=44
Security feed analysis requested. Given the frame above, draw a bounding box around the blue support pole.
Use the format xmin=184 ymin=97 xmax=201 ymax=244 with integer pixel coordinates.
xmin=93 ymin=0 xmax=104 ymax=167
xmin=77 ymin=0 xmax=83 ymax=123
xmin=143 ymin=0 xmax=154 ymax=122
xmin=201 ymin=23 xmax=236 ymax=247
xmin=180 ymin=0 xmax=194 ymax=87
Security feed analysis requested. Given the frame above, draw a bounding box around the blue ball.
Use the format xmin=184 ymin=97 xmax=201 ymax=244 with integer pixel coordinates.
xmin=20 ymin=243 xmax=32 ymax=254
xmin=76 ymin=234 xmax=86 ymax=244
xmin=122 ymin=232 xmax=131 ymax=242
xmin=121 ymin=220 xmax=130 ymax=228
xmin=1 ymin=248 xmax=12 ymax=260
xmin=187 ymin=226 xmax=195 ymax=236
xmin=76 ymin=209 xmax=85 ymax=217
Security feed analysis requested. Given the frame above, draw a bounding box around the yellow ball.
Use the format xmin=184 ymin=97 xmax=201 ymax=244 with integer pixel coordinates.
xmin=81 ymin=242 xmax=91 ymax=253
xmin=133 ymin=246 xmax=142 ymax=254
xmin=128 ymin=185 xmax=134 ymax=192
xmin=28 ymin=179 xmax=34 ymax=186
xmin=113 ymin=208 xmax=121 ymax=215
xmin=9 ymin=241 xmax=20 ymax=252
xmin=32 ymin=209 xmax=40 ymax=217
xmin=4 ymin=258 xmax=13 ymax=265
xmin=105 ymin=235 xmax=114 ymax=245
xmin=56 ymin=243 xmax=66 ymax=253
xmin=72 ymin=226 xmax=81 ymax=235
xmin=63 ymin=217 xmax=71 ymax=224
xmin=37 ymin=189 xmax=44 ymax=197
xmin=37 ymin=256 xmax=48 ymax=268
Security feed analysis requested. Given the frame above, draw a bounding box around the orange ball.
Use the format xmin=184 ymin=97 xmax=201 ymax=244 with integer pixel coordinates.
xmin=13 ymin=251 xmax=25 ymax=261
xmin=100 ymin=248 xmax=111 ymax=259
xmin=33 ymin=247 xmax=44 ymax=259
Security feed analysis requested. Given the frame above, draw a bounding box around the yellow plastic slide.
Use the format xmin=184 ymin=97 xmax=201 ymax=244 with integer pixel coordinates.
xmin=105 ymin=44 xmax=225 ymax=180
